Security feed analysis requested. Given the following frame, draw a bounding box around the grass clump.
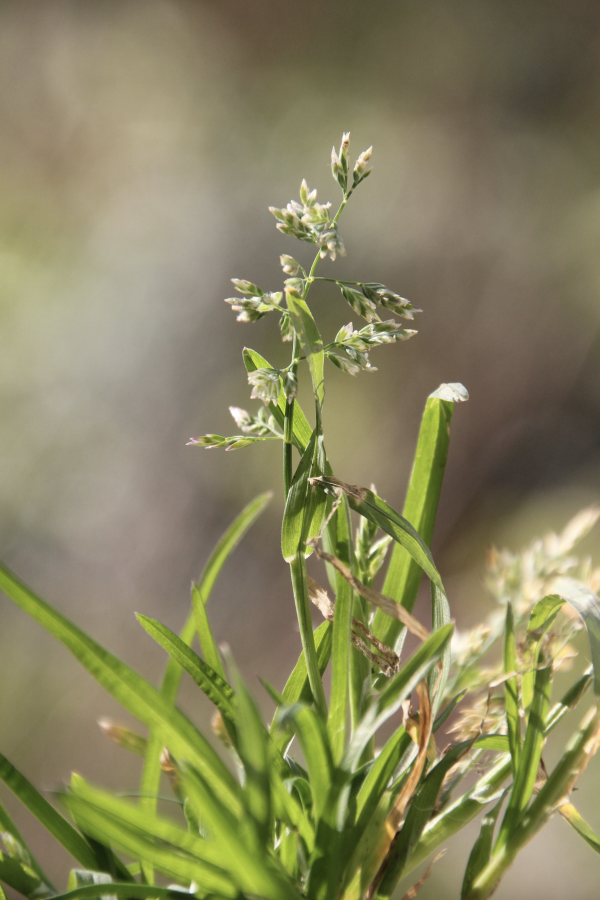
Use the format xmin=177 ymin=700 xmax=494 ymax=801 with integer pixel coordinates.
xmin=1 ymin=134 xmax=600 ymax=900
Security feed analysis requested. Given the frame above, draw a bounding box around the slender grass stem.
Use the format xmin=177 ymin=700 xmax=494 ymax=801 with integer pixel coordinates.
xmin=290 ymin=553 xmax=328 ymax=718
xmin=310 ymin=277 xmax=361 ymax=285
xmin=283 ymin=194 xmax=349 ymax=716
xmin=282 ymin=332 xmax=298 ymax=498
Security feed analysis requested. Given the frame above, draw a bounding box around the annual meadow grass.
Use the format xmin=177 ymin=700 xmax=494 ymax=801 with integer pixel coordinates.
xmin=1 ymin=134 xmax=600 ymax=900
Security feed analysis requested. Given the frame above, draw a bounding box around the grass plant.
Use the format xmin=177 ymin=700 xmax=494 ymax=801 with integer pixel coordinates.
xmin=1 ymin=134 xmax=600 ymax=899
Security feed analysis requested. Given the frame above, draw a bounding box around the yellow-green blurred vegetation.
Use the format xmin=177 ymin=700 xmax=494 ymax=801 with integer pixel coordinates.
xmin=2 ymin=1 xmax=600 ymax=896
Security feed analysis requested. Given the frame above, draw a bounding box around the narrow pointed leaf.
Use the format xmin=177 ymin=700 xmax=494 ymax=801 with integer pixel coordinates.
xmin=63 ymin=795 xmax=237 ymax=898
xmin=196 ymin=491 xmax=273 ymax=604
xmin=464 ymin=706 xmax=600 ymax=900
xmin=345 ymin=624 xmax=453 ymax=767
xmin=313 ymin=478 xmax=443 ymax=590
xmin=183 ymin=768 xmax=300 ymax=900
xmin=136 ymin=614 xmax=235 ymax=722
xmin=377 ymin=623 xmax=454 ymax=720
xmin=191 ymin=583 xmax=225 ymax=680
xmin=401 ymin=755 xmax=512 ymax=882
xmin=344 ymin=727 xmax=412 ymax=862
xmin=514 ymin=705 xmax=600 ymax=846
xmin=461 ymin=793 xmax=505 ymax=899
xmin=67 ymin=776 xmax=229 ymax=871
xmin=521 ymin=595 xmax=563 ymax=715
xmin=429 ymin=582 xmax=451 ymax=714
xmin=433 ymin=688 xmax=467 ymax=733
xmin=155 ymin=491 xmax=270 ymax=713
xmin=270 ymin=766 xmax=315 ymax=851
xmin=140 ymin=491 xmax=271 ymax=875
xmin=560 ymin=802 xmax=600 ymax=854
xmin=372 ymin=389 xmax=461 ymax=649
xmin=504 ymin=602 xmax=521 ymax=777
xmin=281 ymin=705 xmax=333 ymax=822
xmin=553 ymin=577 xmax=600 ymax=694
xmin=282 ymin=430 xmax=318 ymax=562
xmin=327 ymin=499 xmax=354 ymax=764
xmin=38 ymin=886 xmax=185 ymax=900
xmin=270 ymin=621 xmax=332 ymax=753
xmin=545 ymin=670 xmax=592 ymax=734
xmin=99 ymin=720 xmax=147 ymax=756
xmin=0 ymin=800 xmax=54 ymax=892
xmin=0 ymin=754 xmax=98 ymax=873
xmin=472 ymin=735 xmax=510 ymax=752
xmin=0 ymin=562 xmax=240 ymax=813
xmin=496 ymin=649 xmax=553 ymax=851
xmin=378 ymin=741 xmax=474 ymax=897
xmin=227 ymin=658 xmax=271 ymax=843
xmin=0 ymin=854 xmax=44 ymax=899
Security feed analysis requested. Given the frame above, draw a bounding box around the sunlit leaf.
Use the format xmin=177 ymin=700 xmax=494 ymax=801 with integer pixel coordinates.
xmin=553 ymin=577 xmax=600 ymax=694
xmin=461 ymin=793 xmax=505 ymax=899
xmin=136 ymin=614 xmax=235 ymax=724
xmin=0 ymin=562 xmax=240 ymax=814
xmin=372 ymin=388 xmax=463 ymax=651
xmin=503 ymin=602 xmax=521 ymax=777
xmin=0 ymin=754 xmax=99 ymax=874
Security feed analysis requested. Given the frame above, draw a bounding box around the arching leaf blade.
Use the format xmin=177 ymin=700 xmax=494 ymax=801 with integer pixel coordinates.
xmin=136 ymin=614 xmax=235 ymax=722
xmin=0 ymin=754 xmax=99 ymax=874
xmin=0 ymin=561 xmax=240 ymax=813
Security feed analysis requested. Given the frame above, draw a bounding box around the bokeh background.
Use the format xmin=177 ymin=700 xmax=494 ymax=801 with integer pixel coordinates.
xmin=2 ymin=1 xmax=600 ymax=896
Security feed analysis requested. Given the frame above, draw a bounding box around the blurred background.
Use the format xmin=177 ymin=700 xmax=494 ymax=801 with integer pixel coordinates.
xmin=1 ymin=0 xmax=600 ymax=896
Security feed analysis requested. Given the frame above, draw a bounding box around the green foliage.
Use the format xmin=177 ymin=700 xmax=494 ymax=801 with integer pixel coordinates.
xmin=1 ymin=133 xmax=600 ymax=900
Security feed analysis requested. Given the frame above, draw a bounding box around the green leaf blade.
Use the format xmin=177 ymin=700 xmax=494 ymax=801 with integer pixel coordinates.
xmin=64 ymin=795 xmax=237 ymax=898
xmin=0 ymin=754 xmax=98 ymax=874
xmin=461 ymin=793 xmax=505 ymax=900
xmin=0 ymin=562 xmax=240 ymax=813
xmin=553 ymin=577 xmax=600 ymax=694
xmin=136 ymin=614 xmax=235 ymax=722
xmin=378 ymin=741 xmax=474 ymax=897
xmin=327 ymin=500 xmax=354 ymax=764
xmin=139 ymin=491 xmax=270 ymax=867
xmin=496 ymin=650 xmax=553 ymax=851
xmin=402 ymin=755 xmax=511 ymax=882
xmin=503 ymin=602 xmax=521 ymax=778
xmin=315 ymin=479 xmax=444 ymax=594
xmin=40 ymin=886 xmax=187 ymax=900
xmin=270 ymin=621 xmax=332 ymax=753
xmin=183 ymin=768 xmax=300 ymax=900
xmin=372 ymin=392 xmax=458 ymax=648
xmin=197 ymin=491 xmax=273 ymax=604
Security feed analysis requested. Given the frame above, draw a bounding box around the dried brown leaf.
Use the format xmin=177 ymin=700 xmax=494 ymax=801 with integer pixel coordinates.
xmin=311 ymin=549 xmax=430 ymax=642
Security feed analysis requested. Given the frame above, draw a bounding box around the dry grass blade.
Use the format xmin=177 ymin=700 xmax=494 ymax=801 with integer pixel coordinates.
xmin=309 ymin=475 xmax=369 ymax=503
xmin=351 ymin=634 xmax=397 ymax=676
xmin=351 ymin=617 xmax=400 ymax=668
xmin=366 ymin=681 xmax=434 ymax=900
xmin=311 ymin=549 xmax=430 ymax=642
xmin=307 ymin=577 xmax=399 ymax=675
xmin=399 ymin=851 xmax=445 ymax=900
